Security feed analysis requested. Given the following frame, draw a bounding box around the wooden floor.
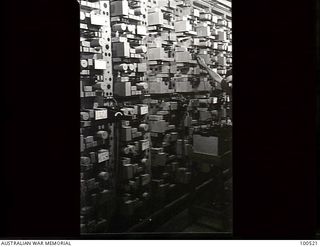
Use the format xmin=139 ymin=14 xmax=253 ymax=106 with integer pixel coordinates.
xmin=183 ymin=223 xmax=217 ymax=233
xmin=154 ymin=206 xmax=231 ymax=233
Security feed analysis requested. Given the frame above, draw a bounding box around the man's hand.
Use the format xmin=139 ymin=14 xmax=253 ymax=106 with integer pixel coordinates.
xmin=197 ymin=55 xmax=223 ymax=85
xmin=196 ymin=56 xmax=207 ymax=69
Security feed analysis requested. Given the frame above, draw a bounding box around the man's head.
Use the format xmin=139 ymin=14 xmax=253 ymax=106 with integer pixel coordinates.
xmin=221 ymin=69 xmax=232 ymax=93
xmin=225 ymin=69 xmax=232 ymax=83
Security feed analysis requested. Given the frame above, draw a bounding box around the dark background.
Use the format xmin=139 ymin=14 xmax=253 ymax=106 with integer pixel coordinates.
xmin=0 ymin=0 xmax=318 ymax=239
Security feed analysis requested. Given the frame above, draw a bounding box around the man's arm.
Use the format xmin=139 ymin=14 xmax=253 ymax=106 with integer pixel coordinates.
xmin=206 ymin=68 xmax=223 ymax=83
xmin=197 ymin=56 xmax=223 ymax=90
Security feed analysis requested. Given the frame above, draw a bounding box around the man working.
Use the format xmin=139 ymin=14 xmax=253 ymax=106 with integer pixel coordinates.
xmin=196 ymin=56 xmax=232 ymax=95
xmin=197 ymin=55 xmax=232 ymax=122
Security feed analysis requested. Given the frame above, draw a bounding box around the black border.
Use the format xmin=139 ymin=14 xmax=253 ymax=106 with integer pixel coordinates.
xmin=1 ymin=0 xmax=80 ymax=238
xmin=232 ymin=0 xmax=317 ymax=238
xmin=1 ymin=0 xmax=318 ymax=239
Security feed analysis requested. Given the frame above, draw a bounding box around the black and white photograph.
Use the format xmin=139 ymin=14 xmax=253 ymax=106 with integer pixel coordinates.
xmin=80 ymin=0 xmax=232 ymax=234
xmin=1 ymin=0 xmax=317 ymax=242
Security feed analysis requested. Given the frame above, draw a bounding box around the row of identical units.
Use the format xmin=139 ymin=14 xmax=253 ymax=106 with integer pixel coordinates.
xmin=80 ymin=0 xmax=232 ymax=233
